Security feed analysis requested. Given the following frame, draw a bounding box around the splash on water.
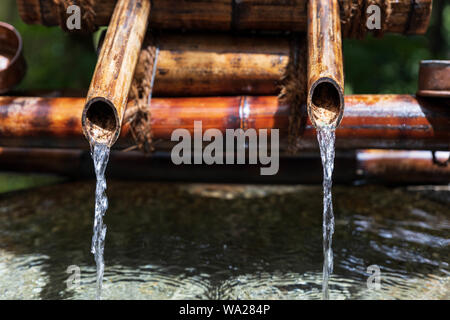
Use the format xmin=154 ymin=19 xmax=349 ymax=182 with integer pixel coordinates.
xmin=317 ymin=128 xmax=336 ymax=300
xmin=90 ymin=143 xmax=110 ymax=300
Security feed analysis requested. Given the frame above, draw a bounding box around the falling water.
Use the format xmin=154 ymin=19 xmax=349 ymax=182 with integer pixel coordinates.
xmin=317 ymin=128 xmax=336 ymax=300
xmin=90 ymin=143 xmax=110 ymax=300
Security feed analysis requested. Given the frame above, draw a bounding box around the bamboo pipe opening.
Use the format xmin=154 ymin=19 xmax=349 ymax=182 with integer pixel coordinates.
xmin=309 ymin=79 xmax=344 ymax=128
xmin=82 ymin=97 xmax=119 ymax=145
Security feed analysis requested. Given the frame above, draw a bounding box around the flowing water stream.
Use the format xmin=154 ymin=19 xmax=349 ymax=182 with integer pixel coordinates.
xmin=317 ymin=128 xmax=336 ymax=300
xmin=90 ymin=143 xmax=110 ymax=300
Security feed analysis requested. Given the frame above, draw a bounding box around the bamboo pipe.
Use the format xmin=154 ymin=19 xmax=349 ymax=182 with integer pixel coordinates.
xmin=16 ymin=0 xmax=433 ymax=36
xmin=82 ymin=0 xmax=150 ymax=147
xmin=306 ymin=0 xmax=344 ymax=128
xmin=0 ymin=95 xmax=448 ymax=151
xmin=0 ymin=147 xmax=448 ymax=185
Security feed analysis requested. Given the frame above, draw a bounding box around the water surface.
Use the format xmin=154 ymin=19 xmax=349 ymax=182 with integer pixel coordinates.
xmin=0 ymin=182 xmax=448 ymax=299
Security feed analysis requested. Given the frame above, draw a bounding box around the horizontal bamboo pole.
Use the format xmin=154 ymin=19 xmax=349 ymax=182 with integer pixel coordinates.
xmin=152 ymin=33 xmax=291 ymax=96
xmin=82 ymin=0 xmax=150 ymax=147
xmin=17 ymin=0 xmax=433 ymax=36
xmin=0 ymin=147 xmax=448 ymax=185
xmin=307 ymin=0 xmax=344 ymax=128
xmin=0 ymin=95 xmax=448 ymax=151
xmin=357 ymin=150 xmax=450 ymax=184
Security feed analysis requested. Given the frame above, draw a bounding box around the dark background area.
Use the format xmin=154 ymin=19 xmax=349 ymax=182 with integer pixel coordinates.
xmin=1 ymin=0 xmax=449 ymax=94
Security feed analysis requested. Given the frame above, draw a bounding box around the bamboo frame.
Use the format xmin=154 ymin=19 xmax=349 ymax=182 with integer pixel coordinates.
xmin=82 ymin=0 xmax=151 ymax=147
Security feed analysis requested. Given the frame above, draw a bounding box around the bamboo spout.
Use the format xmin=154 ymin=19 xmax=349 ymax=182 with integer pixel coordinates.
xmin=307 ymin=0 xmax=344 ymax=129
xmin=82 ymin=0 xmax=151 ymax=147
xmin=83 ymin=97 xmax=118 ymax=146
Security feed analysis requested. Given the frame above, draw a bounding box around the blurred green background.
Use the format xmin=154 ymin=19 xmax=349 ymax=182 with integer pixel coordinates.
xmin=1 ymin=0 xmax=449 ymax=94
xmin=0 ymin=0 xmax=448 ymax=193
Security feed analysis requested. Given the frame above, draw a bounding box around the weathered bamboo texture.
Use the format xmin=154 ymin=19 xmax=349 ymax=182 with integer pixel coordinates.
xmin=17 ymin=0 xmax=433 ymax=36
xmin=0 ymin=95 xmax=448 ymax=151
xmin=307 ymin=0 xmax=344 ymax=128
xmin=0 ymin=148 xmax=448 ymax=184
xmin=82 ymin=0 xmax=150 ymax=147
xmin=153 ymin=33 xmax=290 ymax=96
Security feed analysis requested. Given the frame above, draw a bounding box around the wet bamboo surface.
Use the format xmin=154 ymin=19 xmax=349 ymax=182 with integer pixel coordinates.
xmin=306 ymin=0 xmax=344 ymax=128
xmin=82 ymin=0 xmax=151 ymax=146
xmin=0 ymin=147 xmax=448 ymax=185
xmin=17 ymin=0 xmax=433 ymax=35
xmin=0 ymin=95 xmax=448 ymax=151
